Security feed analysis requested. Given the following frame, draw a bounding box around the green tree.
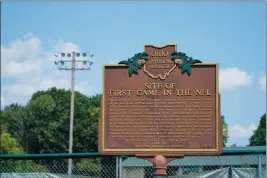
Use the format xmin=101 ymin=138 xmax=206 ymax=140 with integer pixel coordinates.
xmin=25 ymin=87 xmax=101 ymax=153
xmin=0 ymin=104 xmax=31 ymax=152
xmin=0 ymin=132 xmax=24 ymax=154
xmin=1 ymin=88 xmax=101 ymax=174
xmin=75 ymin=158 xmax=101 ymax=176
xmin=1 ymin=87 xmax=101 ymax=154
xmin=221 ymin=115 xmax=229 ymax=147
xmin=228 ymin=143 xmax=236 ymax=148
xmin=249 ymin=114 xmax=266 ymax=146
xmin=0 ymin=132 xmax=48 ymax=172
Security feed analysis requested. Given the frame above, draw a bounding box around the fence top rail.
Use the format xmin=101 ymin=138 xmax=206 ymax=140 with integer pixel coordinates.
xmin=223 ymin=146 xmax=266 ymax=154
xmin=0 ymin=146 xmax=265 ymax=160
xmin=0 ymin=152 xmax=102 ymax=160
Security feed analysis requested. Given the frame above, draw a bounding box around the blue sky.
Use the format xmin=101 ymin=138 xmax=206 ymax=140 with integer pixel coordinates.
xmin=1 ymin=1 xmax=266 ymax=147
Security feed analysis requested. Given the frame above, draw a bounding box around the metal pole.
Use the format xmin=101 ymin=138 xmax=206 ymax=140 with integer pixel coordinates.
xmin=119 ymin=157 xmax=123 ymax=178
xmin=54 ymin=51 xmax=93 ymax=176
xmin=258 ymin=154 xmax=262 ymax=178
xmin=116 ymin=157 xmax=119 ymax=178
xmin=68 ymin=51 xmax=76 ymax=175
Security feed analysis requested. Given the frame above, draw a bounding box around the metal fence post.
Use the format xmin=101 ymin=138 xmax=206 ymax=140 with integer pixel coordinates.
xmin=116 ymin=157 xmax=119 ymax=178
xmin=258 ymin=154 xmax=262 ymax=178
xmin=119 ymin=156 xmax=123 ymax=178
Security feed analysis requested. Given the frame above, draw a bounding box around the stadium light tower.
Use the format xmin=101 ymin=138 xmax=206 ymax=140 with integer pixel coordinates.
xmin=54 ymin=51 xmax=94 ymax=175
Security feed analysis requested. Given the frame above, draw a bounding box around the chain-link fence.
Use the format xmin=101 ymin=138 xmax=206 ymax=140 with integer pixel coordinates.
xmin=122 ymin=154 xmax=266 ymax=178
xmin=0 ymin=157 xmax=117 ymax=178
xmin=0 ymin=149 xmax=266 ymax=178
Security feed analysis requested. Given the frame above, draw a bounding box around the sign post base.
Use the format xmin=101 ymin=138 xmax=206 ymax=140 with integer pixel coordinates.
xmin=136 ymin=154 xmax=184 ymax=177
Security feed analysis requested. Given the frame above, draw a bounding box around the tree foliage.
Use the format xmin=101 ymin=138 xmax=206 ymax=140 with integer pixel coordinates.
xmin=221 ymin=115 xmax=229 ymax=147
xmin=1 ymin=104 xmax=30 ymax=152
xmin=0 ymin=132 xmax=24 ymax=154
xmin=249 ymin=114 xmax=266 ymax=146
xmin=75 ymin=158 xmax=101 ymax=176
xmin=1 ymin=87 xmax=101 ymax=174
xmin=1 ymin=87 xmax=101 ymax=154
xmin=0 ymin=132 xmax=48 ymax=172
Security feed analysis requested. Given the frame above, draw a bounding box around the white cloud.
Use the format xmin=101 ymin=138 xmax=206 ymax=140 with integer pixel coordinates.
xmin=1 ymin=32 xmax=42 ymax=61
xmin=54 ymin=39 xmax=80 ymax=53
xmin=219 ymin=67 xmax=252 ymax=92
xmin=1 ymin=34 xmax=83 ymax=78
xmin=1 ymin=33 xmax=93 ymax=106
xmin=76 ymin=82 xmax=93 ymax=95
xmin=259 ymin=74 xmax=266 ymax=90
xmin=1 ymin=33 xmax=43 ymax=77
xmin=229 ymin=122 xmax=256 ymax=138
xmin=2 ymin=77 xmax=92 ymax=97
xmin=4 ymin=59 xmax=43 ymax=77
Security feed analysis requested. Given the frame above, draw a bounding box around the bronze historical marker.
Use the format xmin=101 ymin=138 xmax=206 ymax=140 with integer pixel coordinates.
xmin=98 ymin=44 xmax=223 ymax=156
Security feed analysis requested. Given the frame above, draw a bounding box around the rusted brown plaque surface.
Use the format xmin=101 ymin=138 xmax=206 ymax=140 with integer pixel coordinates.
xmin=99 ymin=45 xmax=222 ymax=156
